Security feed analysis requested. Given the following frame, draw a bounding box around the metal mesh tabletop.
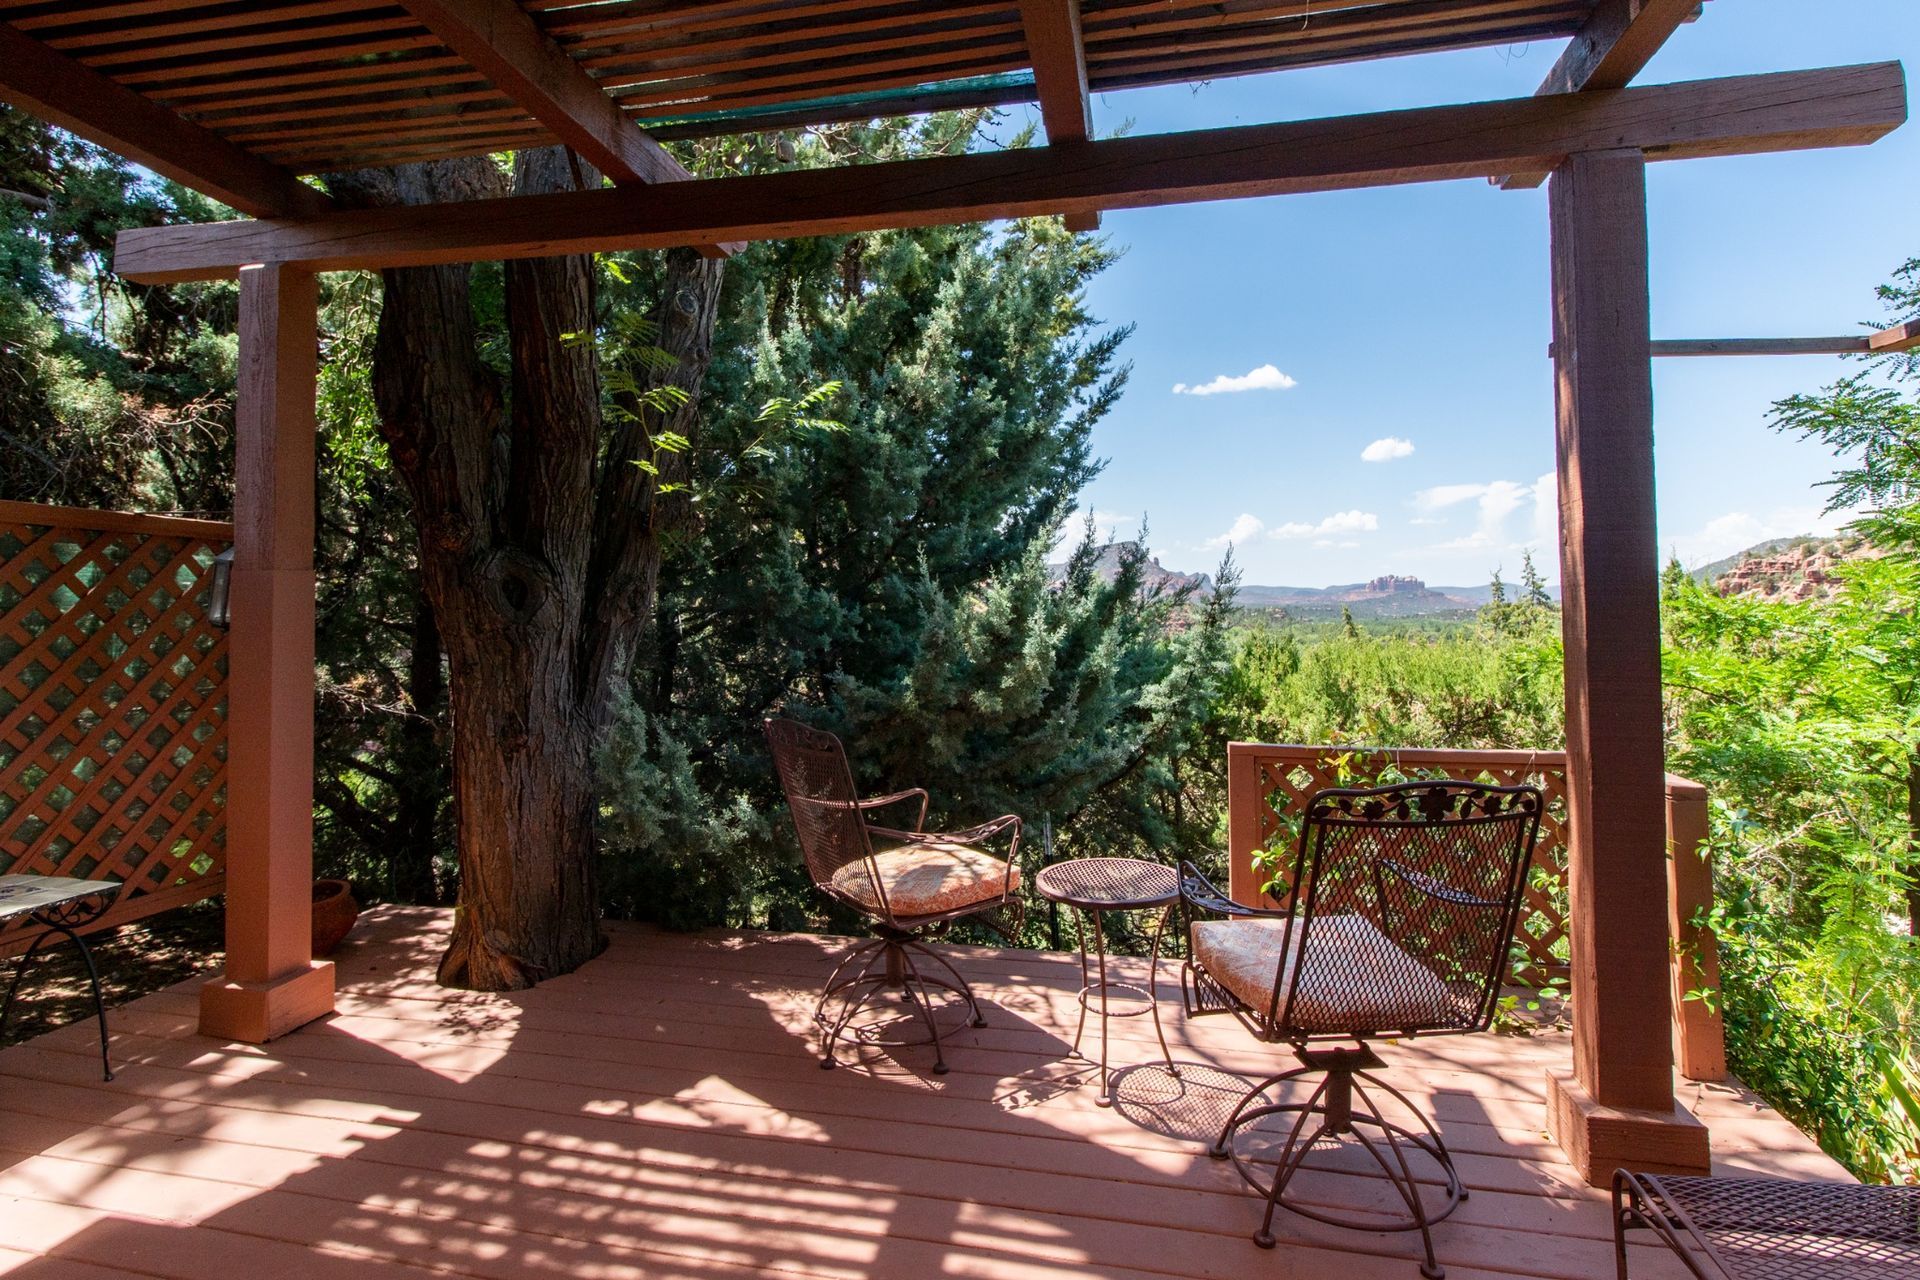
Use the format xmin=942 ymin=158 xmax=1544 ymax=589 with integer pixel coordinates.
xmin=1622 ymin=1173 xmax=1920 ymax=1280
xmin=1034 ymin=857 xmax=1180 ymax=910
xmin=0 ymin=875 xmax=120 ymax=924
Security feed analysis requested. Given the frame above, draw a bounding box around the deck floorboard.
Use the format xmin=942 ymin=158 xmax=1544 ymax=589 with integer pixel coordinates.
xmin=0 ymin=907 xmax=1849 ymax=1280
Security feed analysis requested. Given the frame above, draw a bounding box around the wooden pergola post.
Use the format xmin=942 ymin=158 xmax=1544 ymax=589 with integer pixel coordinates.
xmin=197 ymin=262 xmax=336 ymax=1043
xmin=1544 ymin=148 xmax=1710 ymax=1185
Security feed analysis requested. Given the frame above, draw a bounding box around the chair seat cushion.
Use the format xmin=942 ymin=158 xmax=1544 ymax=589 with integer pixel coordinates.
xmin=830 ymin=842 xmax=1019 ymax=919
xmin=1191 ymin=914 xmax=1459 ymax=1034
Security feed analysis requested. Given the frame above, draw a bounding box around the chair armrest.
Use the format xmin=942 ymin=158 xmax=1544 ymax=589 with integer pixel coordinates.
xmin=940 ymin=814 xmax=1022 ymax=848
xmin=1378 ymin=857 xmax=1502 ymax=908
xmin=857 ymin=788 xmax=929 ymax=832
xmin=1179 ymin=860 xmax=1289 ymax=919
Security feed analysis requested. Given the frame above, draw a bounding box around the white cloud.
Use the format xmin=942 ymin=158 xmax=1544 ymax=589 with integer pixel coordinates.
xmin=1413 ymin=482 xmax=1496 ymax=512
xmin=1171 ymin=363 xmax=1298 ymax=397
xmin=1360 ymin=436 xmax=1415 ymax=463
xmin=1410 ymin=478 xmax=1553 ymax=559
xmin=1205 ymin=512 xmax=1267 ymax=548
xmin=1054 ymin=506 xmax=1137 ymax=554
xmin=1272 ymin=509 xmax=1379 ymax=540
xmin=1530 ymin=472 xmax=1558 ymax=552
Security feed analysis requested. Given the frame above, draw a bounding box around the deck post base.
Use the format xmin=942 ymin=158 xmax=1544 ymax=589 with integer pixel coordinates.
xmin=198 ymin=961 xmax=334 ymax=1043
xmin=1546 ymin=1067 xmax=1710 ymax=1187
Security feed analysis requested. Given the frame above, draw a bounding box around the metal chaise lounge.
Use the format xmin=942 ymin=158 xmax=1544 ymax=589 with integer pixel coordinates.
xmin=1179 ymin=779 xmax=1542 ymax=1278
xmin=764 ymin=716 xmax=1023 ymax=1075
xmin=1613 ymin=1169 xmax=1920 ymax=1279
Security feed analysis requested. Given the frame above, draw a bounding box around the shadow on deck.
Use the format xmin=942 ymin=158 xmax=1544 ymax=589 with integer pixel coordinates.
xmin=0 ymin=906 xmax=1846 ymax=1280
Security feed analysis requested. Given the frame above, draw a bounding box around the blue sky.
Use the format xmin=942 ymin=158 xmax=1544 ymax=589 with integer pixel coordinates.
xmin=1018 ymin=1 xmax=1919 ymax=588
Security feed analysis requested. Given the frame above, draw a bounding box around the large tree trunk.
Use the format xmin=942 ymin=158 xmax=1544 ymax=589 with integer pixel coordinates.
xmin=327 ymin=152 xmax=725 ymax=990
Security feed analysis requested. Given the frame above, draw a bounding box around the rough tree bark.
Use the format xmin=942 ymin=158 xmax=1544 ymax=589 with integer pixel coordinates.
xmin=328 ymin=151 xmax=726 ymax=989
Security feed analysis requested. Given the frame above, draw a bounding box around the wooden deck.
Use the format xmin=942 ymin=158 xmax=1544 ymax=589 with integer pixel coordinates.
xmin=0 ymin=907 xmax=1847 ymax=1280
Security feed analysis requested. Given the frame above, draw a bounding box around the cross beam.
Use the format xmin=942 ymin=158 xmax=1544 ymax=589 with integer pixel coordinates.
xmin=1019 ymin=0 xmax=1100 ymax=232
xmin=114 ymin=63 xmax=1906 ymax=285
xmin=396 ymin=0 xmax=737 ymax=257
xmin=0 ymin=21 xmax=334 ymax=219
xmin=1501 ymin=0 xmax=1705 ymax=188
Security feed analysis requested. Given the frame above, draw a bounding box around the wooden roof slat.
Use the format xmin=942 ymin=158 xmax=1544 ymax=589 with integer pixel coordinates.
xmin=609 ymin=37 xmax=1031 ymax=111
xmin=563 ymin=1 xmax=1011 ymax=64
xmin=1501 ymin=0 xmax=1703 ymax=188
xmin=111 ymin=33 xmax=450 ymax=86
xmin=579 ymin=11 xmax=1022 ymax=88
xmin=1088 ymin=6 xmax=1587 ymax=82
xmin=32 ymin=1 xmax=397 ymax=48
xmin=230 ymin=105 xmax=530 ymax=147
xmin=623 ymin=57 xmax=1033 ymax=123
xmin=63 ymin=14 xmax=424 ymax=68
xmin=0 ymin=17 xmax=334 ymax=218
xmin=191 ymin=85 xmax=505 ymax=129
xmin=537 ymin=0 xmax=903 ymax=43
xmin=114 ymin=63 xmax=1907 ymax=284
xmin=1085 ymin=0 xmax=1584 ymax=60
xmin=148 ymin=54 xmax=473 ymax=103
xmin=643 ymin=75 xmax=1038 ymax=141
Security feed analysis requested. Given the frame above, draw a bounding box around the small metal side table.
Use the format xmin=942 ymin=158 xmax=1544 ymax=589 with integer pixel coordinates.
xmin=0 ymin=874 xmax=121 ymax=1081
xmin=1034 ymin=856 xmax=1179 ymax=1106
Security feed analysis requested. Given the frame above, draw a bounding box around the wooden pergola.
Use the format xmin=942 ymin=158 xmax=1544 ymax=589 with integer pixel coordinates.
xmin=0 ymin=0 xmax=1907 ymax=1188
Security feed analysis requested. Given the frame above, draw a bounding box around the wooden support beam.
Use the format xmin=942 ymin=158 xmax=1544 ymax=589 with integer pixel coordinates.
xmin=395 ymin=0 xmax=736 ymax=257
xmin=1020 ymin=0 xmax=1100 ymax=232
xmin=198 ymin=262 xmax=335 ymax=1044
xmin=1500 ymin=0 xmax=1704 ymax=189
xmin=1666 ymin=774 xmax=1727 ymax=1084
xmin=1871 ymin=318 xmax=1920 ymax=353
xmin=1650 ymin=337 xmax=1869 ymax=357
xmin=0 ymin=21 xmax=333 ymax=218
xmin=114 ymin=62 xmax=1907 ymax=284
xmin=1544 ymin=149 xmax=1709 ymax=1186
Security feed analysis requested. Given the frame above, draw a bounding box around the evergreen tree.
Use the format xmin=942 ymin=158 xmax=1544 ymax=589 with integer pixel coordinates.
xmin=596 ymin=116 xmax=1233 ymax=931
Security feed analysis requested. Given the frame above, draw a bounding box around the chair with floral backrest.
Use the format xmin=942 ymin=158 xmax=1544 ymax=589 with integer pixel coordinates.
xmin=1178 ymin=778 xmax=1542 ymax=1278
xmin=764 ymin=717 xmax=1024 ymax=1075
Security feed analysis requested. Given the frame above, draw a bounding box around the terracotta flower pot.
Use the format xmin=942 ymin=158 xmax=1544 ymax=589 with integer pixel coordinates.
xmin=311 ymin=878 xmax=360 ymax=958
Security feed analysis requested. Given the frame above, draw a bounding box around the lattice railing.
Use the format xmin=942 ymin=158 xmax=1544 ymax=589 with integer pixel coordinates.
xmin=0 ymin=501 xmax=232 ymax=953
xmin=1227 ymin=745 xmax=1602 ymax=987
xmin=1227 ymin=743 xmax=1572 ymax=983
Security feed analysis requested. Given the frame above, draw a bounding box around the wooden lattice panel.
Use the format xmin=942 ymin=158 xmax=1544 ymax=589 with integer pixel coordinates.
xmin=1227 ymin=743 xmax=1574 ymax=985
xmin=0 ymin=502 xmax=232 ymax=953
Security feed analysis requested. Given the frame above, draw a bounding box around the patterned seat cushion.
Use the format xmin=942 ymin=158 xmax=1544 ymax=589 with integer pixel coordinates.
xmin=1191 ymin=914 xmax=1459 ymax=1033
xmin=829 ymin=842 xmax=1019 ymax=919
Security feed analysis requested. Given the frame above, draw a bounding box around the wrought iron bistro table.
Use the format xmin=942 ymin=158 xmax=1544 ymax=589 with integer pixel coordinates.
xmin=0 ymin=874 xmax=121 ymax=1081
xmin=1612 ymin=1169 xmax=1920 ymax=1280
xmin=1034 ymin=856 xmax=1180 ymax=1106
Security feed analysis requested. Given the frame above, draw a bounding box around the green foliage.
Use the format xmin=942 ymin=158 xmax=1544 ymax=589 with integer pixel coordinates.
xmin=0 ymin=105 xmax=236 ymax=511
xmin=1217 ymin=606 xmax=1562 ymax=753
xmin=1659 ymin=261 xmax=1920 ymax=1181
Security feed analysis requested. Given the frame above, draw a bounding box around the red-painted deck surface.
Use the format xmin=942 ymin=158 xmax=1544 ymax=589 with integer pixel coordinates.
xmin=0 ymin=907 xmax=1847 ymax=1280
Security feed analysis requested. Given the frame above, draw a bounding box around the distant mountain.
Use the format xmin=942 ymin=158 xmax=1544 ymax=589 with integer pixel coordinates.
xmin=1234 ymin=575 xmax=1482 ymax=619
xmin=1699 ymin=534 xmax=1877 ymax=603
xmin=1059 ymin=545 xmax=1557 ymax=619
xmin=1056 ymin=542 xmax=1212 ymax=595
xmin=1689 ymin=537 xmax=1818 ymax=588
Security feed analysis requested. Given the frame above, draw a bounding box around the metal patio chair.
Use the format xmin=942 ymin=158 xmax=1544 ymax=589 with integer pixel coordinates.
xmin=1179 ymin=779 xmax=1542 ymax=1278
xmin=764 ymin=717 xmax=1023 ymax=1075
